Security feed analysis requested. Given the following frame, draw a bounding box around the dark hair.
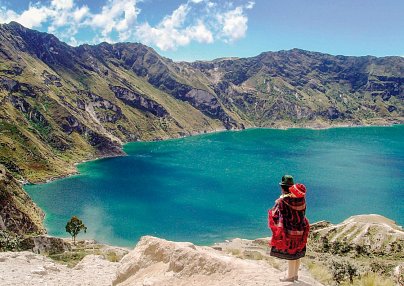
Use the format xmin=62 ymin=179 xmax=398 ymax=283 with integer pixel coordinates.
xmin=281 ymin=185 xmax=290 ymax=193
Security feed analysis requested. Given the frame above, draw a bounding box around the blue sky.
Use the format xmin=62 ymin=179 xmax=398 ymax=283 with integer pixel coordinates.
xmin=0 ymin=0 xmax=403 ymax=61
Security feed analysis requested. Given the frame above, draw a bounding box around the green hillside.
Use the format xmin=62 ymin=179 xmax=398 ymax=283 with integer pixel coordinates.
xmin=0 ymin=22 xmax=402 ymax=234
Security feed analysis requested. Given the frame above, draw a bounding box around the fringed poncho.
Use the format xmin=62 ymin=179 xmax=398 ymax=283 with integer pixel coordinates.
xmin=268 ymin=194 xmax=310 ymax=260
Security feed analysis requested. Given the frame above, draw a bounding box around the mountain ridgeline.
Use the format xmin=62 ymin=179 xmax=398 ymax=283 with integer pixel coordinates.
xmin=0 ymin=22 xmax=403 ymax=234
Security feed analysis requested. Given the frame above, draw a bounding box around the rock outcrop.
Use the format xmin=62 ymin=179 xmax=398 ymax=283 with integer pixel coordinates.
xmin=112 ymin=236 xmax=323 ymax=286
xmin=20 ymin=235 xmax=71 ymax=255
xmin=0 ymin=236 xmax=323 ymax=286
xmin=0 ymin=165 xmax=45 ymax=235
xmin=310 ymin=214 xmax=404 ymax=257
xmin=109 ymin=85 xmax=168 ymax=118
xmin=307 ymin=214 xmax=404 ymax=285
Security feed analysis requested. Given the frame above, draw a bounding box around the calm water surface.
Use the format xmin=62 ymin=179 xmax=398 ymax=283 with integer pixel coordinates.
xmin=25 ymin=126 xmax=404 ymax=247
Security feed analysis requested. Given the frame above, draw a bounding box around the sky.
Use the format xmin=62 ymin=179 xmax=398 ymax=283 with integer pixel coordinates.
xmin=0 ymin=0 xmax=403 ymax=61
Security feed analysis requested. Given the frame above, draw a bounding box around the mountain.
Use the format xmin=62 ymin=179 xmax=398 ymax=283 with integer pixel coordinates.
xmin=0 ymin=22 xmax=403 ymax=235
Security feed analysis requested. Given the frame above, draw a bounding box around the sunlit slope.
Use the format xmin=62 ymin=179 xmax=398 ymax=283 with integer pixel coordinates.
xmin=0 ymin=21 xmax=402 ymax=184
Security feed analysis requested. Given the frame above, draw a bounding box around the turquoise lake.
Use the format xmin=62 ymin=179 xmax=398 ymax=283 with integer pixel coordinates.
xmin=25 ymin=126 xmax=404 ymax=247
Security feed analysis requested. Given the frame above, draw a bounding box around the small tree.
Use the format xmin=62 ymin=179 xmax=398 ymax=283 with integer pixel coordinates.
xmin=65 ymin=216 xmax=87 ymax=244
xmin=331 ymin=260 xmax=358 ymax=285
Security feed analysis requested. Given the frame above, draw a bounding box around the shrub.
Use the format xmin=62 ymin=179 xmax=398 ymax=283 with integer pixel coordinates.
xmin=0 ymin=230 xmax=21 ymax=251
xmin=331 ymin=260 xmax=358 ymax=284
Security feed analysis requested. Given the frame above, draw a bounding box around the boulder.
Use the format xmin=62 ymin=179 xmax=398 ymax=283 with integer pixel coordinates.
xmin=112 ymin=236 xmax=297 ymax=286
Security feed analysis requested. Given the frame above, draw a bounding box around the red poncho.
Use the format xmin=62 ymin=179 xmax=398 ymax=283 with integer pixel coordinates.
xmin=268 ymin=194 xmax=310 ymax=259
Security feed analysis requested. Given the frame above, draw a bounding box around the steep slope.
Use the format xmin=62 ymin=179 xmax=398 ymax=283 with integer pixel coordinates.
xmin=0 ymin=164 xmax=44 ymax=234
xmin=0 ymin=22 xmax=225 ymax=184
xmin=1 ymin=21 xmax=403 ymax=183
xmin=307 ymin=214 xmax=404 ymax=284
xmin=188 ymin=49 xmax=403 ymax=126
xmin=0 ymin=22 xmax=403 ymax=235
xmin=309 ymin=214 xmax=404 ymax=258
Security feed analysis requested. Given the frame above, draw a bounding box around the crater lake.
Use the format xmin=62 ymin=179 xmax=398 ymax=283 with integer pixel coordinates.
xmin=25 ymin=125 xmax=404 ymax=247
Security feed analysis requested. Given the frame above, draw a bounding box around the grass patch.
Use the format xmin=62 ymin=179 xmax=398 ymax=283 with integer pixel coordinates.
xmin=49 ymin=249 xmax=90 ymax=268
xmin=47 ymin=241 xmax=127 ymax=267
xmin=225 ymin=248 xmax=241 ymax=257
xmin=243 ymin=250 xmax=263 ymax=260
xmin=304 ymin=260 xmax=333 ymax=285
xmin=341 ymin=273 xmax=395 ymax=286
xmin=104 ymin=250 xmax=121 ymax=262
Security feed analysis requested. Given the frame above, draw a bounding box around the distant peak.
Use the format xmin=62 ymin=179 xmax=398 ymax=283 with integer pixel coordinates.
xmin=6 ymin=21 xmax=25 ymax=29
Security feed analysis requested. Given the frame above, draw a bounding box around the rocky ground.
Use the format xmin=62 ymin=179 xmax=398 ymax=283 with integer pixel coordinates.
xmin=0 ymin=251 xmax=118 ymax=286
xmin=305 ymin=215 xmax=404 ymax=285
xmin=0 ymin=236 xmax=323 ymax=286
xmin=0 ymin=214 xmax=403 ymax=286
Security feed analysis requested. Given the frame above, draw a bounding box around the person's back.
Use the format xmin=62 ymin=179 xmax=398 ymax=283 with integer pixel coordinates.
xmin=268 ymin=175 xmax=309 ymax=282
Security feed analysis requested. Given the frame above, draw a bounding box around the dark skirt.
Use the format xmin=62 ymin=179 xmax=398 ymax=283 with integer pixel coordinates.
xmin=270 ymin=246 xmax=306 ymax=260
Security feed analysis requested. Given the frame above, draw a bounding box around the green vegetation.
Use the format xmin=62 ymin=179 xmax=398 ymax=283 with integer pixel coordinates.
xmin=0 ymin=22 xmax=402 ymax=255
xmin=47 ymin=240 xmax=128 ymax=267
xmin=0 ymin=230 xmax=22 ymax=251
xmin=341 ymin=273 xmax=395 ymax=286
xmin=48 ymin=249 xmax=88 ymax=268
xmin=304 ymin=260 xmax=333 ymax=285
xmin=305 ymin=217 xmax=404 ymax=286
xmin=331 ymin=260 xmax=358 ymax=284
xmin=65 ymin=216 xmax=87 ymax=244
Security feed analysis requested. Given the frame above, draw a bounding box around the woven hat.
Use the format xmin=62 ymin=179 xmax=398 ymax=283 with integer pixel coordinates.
xmin=289 ymin=183 xmax=307 ymax=198
xmin=279 ymin=175 xmax=294 ymax=186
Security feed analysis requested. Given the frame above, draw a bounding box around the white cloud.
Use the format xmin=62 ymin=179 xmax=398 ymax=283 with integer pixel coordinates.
xmin=206 ymin=2 xmax=216 ymax=9
xmin=136 ymin=3 xmax=214 ymax=51
xmin=218 ymin=6 xmax=248 ymax=42
xmin=46 ymin=1 xmax=90 ymax=42
xmin=73 ymin=6 xmax=89 ymax=22
xmin=17 ymin=6 xmax=52 ymax=28
xmin=162 ymin=4 xmax=189 ymax=29
xmin=245 ymin=1 xmax=255 ymax=9
xmin=0 ymin=0 xmax=254 ymax=49
xmin=68 ymin=36 xmax=79 ymax=46
xmin=0 ymin=7 xmax=18 ymax=24
xmin=0 ymin=4 xmax=52 ymax=29
xmin=87 ymin=0 xmax=139 ymax=41
xmin=190 ymin=21 xmax=214 ymax=43
xmin=51 ymin=0 xmax=74 ymax=10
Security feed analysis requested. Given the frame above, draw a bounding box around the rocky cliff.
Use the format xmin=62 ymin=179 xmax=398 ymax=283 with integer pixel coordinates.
xmin=0 ymin=164 xmax=45 ymax=235
xmin=0 ymin=21 xmax=403 ymax=235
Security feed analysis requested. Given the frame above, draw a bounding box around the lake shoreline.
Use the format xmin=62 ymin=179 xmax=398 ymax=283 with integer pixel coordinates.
xmin=24 ymin=123 xmax=404 ymax=247
xmin=15 ymin=213 xmax=404 ymax=249
xmin=24 ymin=120 xmax=403 ymax=186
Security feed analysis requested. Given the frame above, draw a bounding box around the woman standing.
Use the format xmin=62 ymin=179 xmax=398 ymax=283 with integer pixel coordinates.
xmin=268 ymin=175 xmax=310 ymax=282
